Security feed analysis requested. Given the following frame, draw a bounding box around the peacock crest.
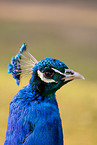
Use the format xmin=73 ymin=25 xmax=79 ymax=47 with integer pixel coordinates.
xmin=8 ymin=43 xmax=38 ymax=85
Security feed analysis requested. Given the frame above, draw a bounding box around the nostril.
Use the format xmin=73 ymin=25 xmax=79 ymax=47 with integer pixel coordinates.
xmin=66 ymin=71 xmax=74 ymax=75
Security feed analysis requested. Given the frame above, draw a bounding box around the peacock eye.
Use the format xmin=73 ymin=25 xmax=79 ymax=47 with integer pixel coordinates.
xmin=43 ymin=70 xmax=55 ymax=78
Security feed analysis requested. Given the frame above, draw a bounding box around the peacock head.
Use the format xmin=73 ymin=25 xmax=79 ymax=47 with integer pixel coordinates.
xmin=30 ymin=58 xmax=84 ymax=95
xmin=8 ymin=43 xmax=84 ymax=95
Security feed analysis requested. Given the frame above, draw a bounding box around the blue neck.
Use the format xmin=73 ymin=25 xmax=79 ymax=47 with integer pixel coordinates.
xmin=12 ymin=83 xmax=57 ymax=107
xmin=28 ymin=84 xmax=57 ymax=105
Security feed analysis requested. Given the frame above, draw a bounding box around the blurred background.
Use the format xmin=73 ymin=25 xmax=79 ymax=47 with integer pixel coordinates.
xmin=0 ymin=1 xmax=97 ymax=145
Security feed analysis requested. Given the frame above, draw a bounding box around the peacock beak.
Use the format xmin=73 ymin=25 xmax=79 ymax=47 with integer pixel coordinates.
xmin=62 ymin=69 xmax=85 ymax=82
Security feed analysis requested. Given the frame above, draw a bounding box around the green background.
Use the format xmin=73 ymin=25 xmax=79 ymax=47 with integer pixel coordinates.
xmin=0 ymin=1 xmax=97 ymax=145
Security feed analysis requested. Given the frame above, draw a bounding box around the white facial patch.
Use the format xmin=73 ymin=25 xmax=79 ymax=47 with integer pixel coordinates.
xmin=37 ymin=67 xmax=84 ymax=84
xmin=51 ymin=68 xmax=64 ymax=76
xmin=37 ymin=70 xmax=56 ymax=83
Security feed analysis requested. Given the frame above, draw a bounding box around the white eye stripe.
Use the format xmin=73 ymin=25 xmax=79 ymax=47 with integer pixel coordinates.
xmin=51 ymin=68 xmax=64 ymax=76
xmin=37 ymin=70 xmax=55 ymax=83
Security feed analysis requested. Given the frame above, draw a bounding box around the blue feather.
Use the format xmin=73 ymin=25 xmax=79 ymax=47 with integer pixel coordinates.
xmin=19 ymin=43 xmax=26 ymax=53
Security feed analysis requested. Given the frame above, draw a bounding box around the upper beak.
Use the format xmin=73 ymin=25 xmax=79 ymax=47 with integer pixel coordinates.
xmin=62 ymin=69 xmax=85 ymax=82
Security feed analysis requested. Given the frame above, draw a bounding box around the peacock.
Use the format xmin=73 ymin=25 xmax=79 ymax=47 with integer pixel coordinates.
xmin=4 ymin=43 xmax=84 ymax=145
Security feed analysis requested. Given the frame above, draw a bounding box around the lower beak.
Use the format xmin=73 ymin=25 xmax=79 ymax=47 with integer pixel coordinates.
xmin=62 ymin=69 xmax=85 ymax=82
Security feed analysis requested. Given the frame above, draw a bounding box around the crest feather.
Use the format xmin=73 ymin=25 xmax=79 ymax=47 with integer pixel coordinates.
xmin=8 ymin=43 xmax=38 ymax=85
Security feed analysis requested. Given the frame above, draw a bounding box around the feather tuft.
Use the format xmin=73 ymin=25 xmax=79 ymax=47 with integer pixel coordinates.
xmin=8 ymin=43 xmax=38 ymax=85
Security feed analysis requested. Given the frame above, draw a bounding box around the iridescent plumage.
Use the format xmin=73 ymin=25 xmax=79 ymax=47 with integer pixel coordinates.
xmin=5 ymin=43 xmax=84 ymax=145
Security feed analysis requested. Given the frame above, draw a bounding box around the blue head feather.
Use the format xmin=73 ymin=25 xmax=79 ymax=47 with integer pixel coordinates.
xmin=8 ymin=43 xmax=37 ymax=85
xmin=37 ymin=58 xmax=68 ymax=72
xmin=8 ymin=43 xmax=27 ymax=85
xmin=19 ymin=43 xmax=26 ymax=53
